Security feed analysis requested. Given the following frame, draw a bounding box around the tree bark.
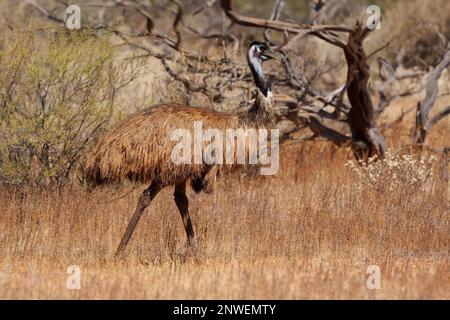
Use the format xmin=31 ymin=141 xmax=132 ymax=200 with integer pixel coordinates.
xmin=414 ymin=48 xmax=450 ymax=144
xmin=343 ymin=23 xmax=385 ymax=160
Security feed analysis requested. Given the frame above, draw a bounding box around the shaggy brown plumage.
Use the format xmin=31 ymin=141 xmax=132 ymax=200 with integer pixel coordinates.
xmin=84 ymin=41 xmax=278 ymax=257
xmin=85 ymin=95 xmax=273 ymax=192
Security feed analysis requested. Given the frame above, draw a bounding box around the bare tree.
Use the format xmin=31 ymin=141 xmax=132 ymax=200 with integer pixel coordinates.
xmin=220 ymin=0 xmax=385 ymax=159
xmin=414 ymin=46 xmax=450 ymax=144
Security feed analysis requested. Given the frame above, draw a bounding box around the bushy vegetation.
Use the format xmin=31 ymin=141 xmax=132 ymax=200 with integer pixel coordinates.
xmin=0 ymin=28 xmax=140 ymax=186
xmin=371 ymin=0 xmax=450 ymax=68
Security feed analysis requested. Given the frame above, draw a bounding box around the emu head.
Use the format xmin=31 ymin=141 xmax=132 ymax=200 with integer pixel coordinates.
xmin=247 ymin=41 xmax=278 ymax=97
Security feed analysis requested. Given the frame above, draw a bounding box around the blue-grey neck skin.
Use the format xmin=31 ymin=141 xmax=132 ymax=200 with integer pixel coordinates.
xmin=244 ymin=44 xmax=274 ymax=124
xmin=247 ymin=45 xmax=270 ymax=97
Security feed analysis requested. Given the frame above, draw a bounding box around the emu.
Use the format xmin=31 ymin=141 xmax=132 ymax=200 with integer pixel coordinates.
xmin=85 ymin=41 xmax=278 ymax=257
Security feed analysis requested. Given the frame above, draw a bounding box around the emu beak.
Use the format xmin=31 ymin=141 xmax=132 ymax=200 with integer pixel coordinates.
xmin=262 ymin=48 xmax=280 ymax=62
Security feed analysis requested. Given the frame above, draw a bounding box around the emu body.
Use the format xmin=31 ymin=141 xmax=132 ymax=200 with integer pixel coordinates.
xmin=85 ymin=41 xmax=277 ymax=257
xmin=86 ymin=101 xmax=273 ymax=189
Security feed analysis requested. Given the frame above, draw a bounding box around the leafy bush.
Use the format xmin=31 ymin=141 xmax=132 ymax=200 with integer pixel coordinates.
xmin=0 ymin=28 xmax=140 ymax=186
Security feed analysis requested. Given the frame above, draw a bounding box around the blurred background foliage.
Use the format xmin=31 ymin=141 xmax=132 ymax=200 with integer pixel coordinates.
xmin=0 ymin=0 xmax=448 ymax=186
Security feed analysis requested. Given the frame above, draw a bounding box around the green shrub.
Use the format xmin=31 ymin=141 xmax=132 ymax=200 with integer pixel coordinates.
xmin=0 ymin=28 xmax=140 ymax=186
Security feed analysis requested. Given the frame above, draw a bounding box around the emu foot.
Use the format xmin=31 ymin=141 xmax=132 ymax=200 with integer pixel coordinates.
xmin=183 ymin=240 xmax=204 ymax=263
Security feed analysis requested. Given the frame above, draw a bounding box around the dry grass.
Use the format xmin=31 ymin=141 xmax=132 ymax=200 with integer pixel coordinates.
xmin=0 ymin=129 xmax=448 ymax=299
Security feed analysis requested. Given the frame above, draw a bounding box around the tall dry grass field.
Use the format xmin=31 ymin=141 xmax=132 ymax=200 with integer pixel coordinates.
xmin=0 ymin=124 xmax=448 ymax=299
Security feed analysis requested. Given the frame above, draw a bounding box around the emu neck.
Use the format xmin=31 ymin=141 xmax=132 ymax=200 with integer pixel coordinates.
xmin=245 ymin=47 xmax=274 ymax=127
xmin=247 ymin=47 xmax=269 ymax=96
xmin=238 ymin=89 xmax=274 ymax=128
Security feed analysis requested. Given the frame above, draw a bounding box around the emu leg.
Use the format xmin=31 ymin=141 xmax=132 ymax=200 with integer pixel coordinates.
xmin=174 ymin=181 xmax=199 ymax=252
xmin=191 ymin=165 xmax=218 ymax=194
xmin=115 ymin=181 xmax=162 ymax=257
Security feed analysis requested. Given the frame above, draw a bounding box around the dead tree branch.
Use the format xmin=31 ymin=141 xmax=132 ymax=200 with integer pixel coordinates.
xmin=414 ymin=47 xmax=450 ymax=144
xmin=220 ymin=0 xmax=352 ymax=35
xmin=25 ymin=0 xmax=65 ymax=24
